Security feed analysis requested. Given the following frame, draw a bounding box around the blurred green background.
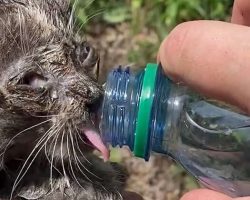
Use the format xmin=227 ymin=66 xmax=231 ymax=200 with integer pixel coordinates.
xmin=73 ymin=0 xmax=233 ymax=65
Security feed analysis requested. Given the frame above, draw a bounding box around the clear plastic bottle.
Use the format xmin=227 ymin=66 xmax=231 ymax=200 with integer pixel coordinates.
xmin=100 ymin=63 xmax=250 ymax=197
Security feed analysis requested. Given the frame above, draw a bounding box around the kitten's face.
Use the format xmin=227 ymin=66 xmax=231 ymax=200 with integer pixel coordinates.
xmin=0 ymin=2 xmax=134 ymax=199
xmin=4 ymin=40 xmax=102 ymax=115
xmin=0 ymin=0 xmax=108 ymax=171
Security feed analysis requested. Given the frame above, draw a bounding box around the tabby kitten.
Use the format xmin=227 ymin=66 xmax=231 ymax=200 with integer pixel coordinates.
xmin=0 ymin=0 xmax=127 ymax=199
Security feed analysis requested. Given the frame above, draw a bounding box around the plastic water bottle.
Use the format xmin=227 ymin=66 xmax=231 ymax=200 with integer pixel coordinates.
xmin=100 ymin=63 xmax=250 ymax=197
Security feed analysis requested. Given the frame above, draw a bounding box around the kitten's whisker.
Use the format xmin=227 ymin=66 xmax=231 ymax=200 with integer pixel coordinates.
xmin=44 ymin=124 xmax=64 ymax=189
xmin=10 ymin=123 xmax=58 ymax=200
xmin=76 ymin=9 xmax=104 ymax=36
xmin=72 ymin=125 xmax=109 ymax=193
xmin=30 ymin=114 xmax=61 ymax=118
xmin=76 ymin=130 xmax=95 ymax=153
xmin=1 ymin=119 xmax=52 ymax=165
xmin=44 ymin=144 xmax=61 ymax=190
xmin=46 ymin=121 xmax=65 ymax=155
xmin=73 ymin=126 xmax=91 ymax=164
xmin=72 ymin=0 xmax=96 ymax=32
xmin=69 ymin=126 xmax=93 ymax=182
xmin=0 ymin=18 xmax=23 ymax=55
xmin=46 ymin=124 xmax=63 ymax=156
xmin=72 ymin=126 xmax=102 ymax=180
xmin=49 ymin=129 xmax=63 ymax=187
xmin=67 ymin=0 xmax=79 ymax=31
xmin=60 ymin=130 xmax=68 ymax=183
xmin=66 ymin=132 xmax=85 ymax=190
xmin=76 ymin=128 xmax=88 ymax=145
xmin=11 ymin=135 xmax=52 ymax=198
xmin=21 ymin=6 xmax=29 ymax=53
xmin=17 ymin=7 xmax=26 ymax=55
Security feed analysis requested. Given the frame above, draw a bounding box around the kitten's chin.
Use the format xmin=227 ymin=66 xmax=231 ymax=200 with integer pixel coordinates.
xmin=82 ymin=128 xmax=110 ymax=162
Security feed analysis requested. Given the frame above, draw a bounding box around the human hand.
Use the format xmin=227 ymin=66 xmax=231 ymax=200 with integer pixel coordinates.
xmin=158 ymin=0 xmax=250 ymax=199
xmin=158 ymin=0 xmax=250 ymax=115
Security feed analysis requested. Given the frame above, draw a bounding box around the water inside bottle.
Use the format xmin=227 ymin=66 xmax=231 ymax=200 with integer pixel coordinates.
xmin=176 ymin=99 xmax=250 ymax=197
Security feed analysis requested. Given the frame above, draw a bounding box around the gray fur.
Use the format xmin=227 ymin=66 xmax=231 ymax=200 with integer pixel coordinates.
xmin=0 ymin=0 xmax=126 ymax=199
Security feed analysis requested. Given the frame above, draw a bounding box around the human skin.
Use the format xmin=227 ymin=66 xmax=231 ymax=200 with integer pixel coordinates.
xmin=157 ymin=0 xmax=250 ymax=199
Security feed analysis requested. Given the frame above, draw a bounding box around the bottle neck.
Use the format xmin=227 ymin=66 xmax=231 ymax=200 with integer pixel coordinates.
xmin=101 ymin=64 xmax=172 ymax=160
xmin=100 ymin=66 xmax=144 ymax=151
xmin=149 ymin=66 xmax=172 ymax=154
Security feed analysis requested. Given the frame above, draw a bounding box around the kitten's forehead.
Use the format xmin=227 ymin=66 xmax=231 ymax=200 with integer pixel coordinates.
xmin=0 ymin=0 xmax=73 ymax=68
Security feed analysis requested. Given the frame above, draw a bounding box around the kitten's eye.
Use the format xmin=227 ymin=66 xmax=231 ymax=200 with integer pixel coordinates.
xmin=19 ymin=72 xmax=48 ymax=89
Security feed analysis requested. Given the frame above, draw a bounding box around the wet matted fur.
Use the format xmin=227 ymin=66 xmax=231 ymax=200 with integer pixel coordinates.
xmin=0 ymin=0 xmax=126 ymax=199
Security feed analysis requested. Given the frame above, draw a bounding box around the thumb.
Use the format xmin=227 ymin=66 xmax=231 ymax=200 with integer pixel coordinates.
xmin=158 ymin=20 xmax=250 ymax=114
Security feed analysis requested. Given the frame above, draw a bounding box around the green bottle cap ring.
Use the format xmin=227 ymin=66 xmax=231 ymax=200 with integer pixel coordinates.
xmin=134 ymin=63 xmax=158 ymax=159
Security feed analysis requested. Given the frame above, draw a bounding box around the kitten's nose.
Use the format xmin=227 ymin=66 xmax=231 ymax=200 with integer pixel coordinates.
xmin=87 ymin=94 xmax=103 ymax=113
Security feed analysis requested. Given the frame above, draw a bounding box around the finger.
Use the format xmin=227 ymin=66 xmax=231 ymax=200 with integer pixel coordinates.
xmin=158 ymin=20 xmax=250 ymax=114
xmin=180 ymin=189 xmax=232 ymax=200
xmin=231 ymin=0 xmax=250 ymax=26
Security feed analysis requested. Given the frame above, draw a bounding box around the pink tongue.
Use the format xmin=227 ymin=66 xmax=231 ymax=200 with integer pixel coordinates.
xmin=84 ymin=130 xmax=110 ymax=161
